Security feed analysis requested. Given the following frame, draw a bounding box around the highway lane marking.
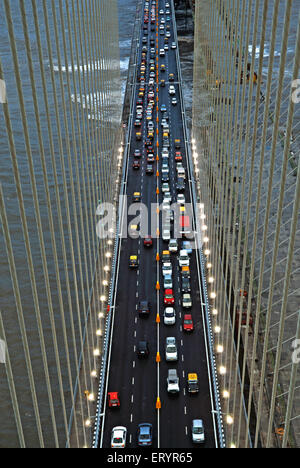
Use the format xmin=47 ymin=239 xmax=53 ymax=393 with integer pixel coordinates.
xmin=130 ymin=434 xmax=132 ymax=444
xmin=136 ymin=292 xmax=139 ymax=298
xmin=181 ymin=339 xmax=183 ymax=346
xmin=131 ymin=394 xmax=134 ymax=403
xmin=132 ymin=377 xmax=135 ymax=385
xmin=182 ymin=370 xmax=185 ymax=379
xmin=184 ymin=406 xmax=187 ymax=415
xmin=130 ymin=414 xmax=133 ymax=423
xmin=185 ymin=426 xmax=188 ymax=436
xmin=183 ymin=388 xmax=186 ymax=396
xmin=133 ymin=361 xmax=136 ymax=368
xmin=134 ymin=345 xmax=136 ymax=352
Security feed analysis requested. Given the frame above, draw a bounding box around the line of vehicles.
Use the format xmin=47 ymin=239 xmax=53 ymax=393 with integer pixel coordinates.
xmin=109 ymin=0 xmax=205 ymax=448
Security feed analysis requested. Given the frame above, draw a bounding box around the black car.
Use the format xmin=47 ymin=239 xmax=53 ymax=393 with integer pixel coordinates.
xmin=142 ymin=37 xmax=147 ymax=44
xmin=138 ymin=300 xmax=150 ymax=317
xmin=161 ymin=173 xmax=169 ymax=183
xmin=181 ymin=277 xmax=191 ymax=293
xmin=137 ymin=341 xmax=149 ymax=358
xmin=146 ymin=165 xmax=154 ymax=175
xmin=176 ymin=178 xmax=186 ymax=192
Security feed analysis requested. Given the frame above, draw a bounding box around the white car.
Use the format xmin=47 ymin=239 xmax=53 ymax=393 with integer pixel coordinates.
xmin=165 ymin=337 xmax=178 ymax=361
xmin=169 ymin=85 xmax=175 ymax=95
xmin=177 ymin=194 xmax=185 ymax=204
xmin=162 ymin=182 xmax=170 ymax=193
xmin=171 ymin=42 xmax=177 ymax=49
xmin=111 ymin=426 xmax=127 ymax=448
xmin=163 ymin=274 xmax=173 ymax=289
xmin=167 ymin=369 xmax=180 ymax=393
xmin=162 ymin=149 xmax=169 ymax=158
xmin=162 ymin=201 xmax=170 ymax=211
xmin=160 ymin=48 xmax=165 ymax=56
xmin=179 ymin=250 xmax=190 ymax=267
xmin=163 ymin=192 xmax=172 ymax=204
xmin=169 ymin=239 xmax=178 ymax=253
xmin=164 ymin=307 xmax=176 ymax=325
xmin=162 ymin=262 xmax=172 ymax=276
xmin=166 ymin=31 xmax=171 ymax=38
xmin=172 ymin=97 xmax=177 ymax=105
xmin=182 ymin=293 xmax=192 ymax=308
xmin=164 ymin=44 xmax=169 ymax=51
xmin=159 ymin=9 xmax=164 ymax=14
xmin=162 ymin=229 xmax=171 ymax=242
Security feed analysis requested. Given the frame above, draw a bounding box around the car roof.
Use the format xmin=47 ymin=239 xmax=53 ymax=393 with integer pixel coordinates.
xmin=193 ymin=419 xmax=203 ymax=428
xmin=188 ymin=373 xmax=198 ymax=380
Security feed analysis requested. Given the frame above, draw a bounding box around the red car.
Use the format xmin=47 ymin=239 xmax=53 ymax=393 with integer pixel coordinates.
xmin=164 ymin=289 xmax=175 ymax=305
xmin=175 ymin=152 xmax=183 ymax=162
xmin=183 ymin=314 xmax=194 ymax=332
xmin=144 ymin=235 xmax=153 ymax=247
xmin=108 ymin=392 xmax=120 ymax=408
xmin=133 ymin=160 xmax=140 ymax=170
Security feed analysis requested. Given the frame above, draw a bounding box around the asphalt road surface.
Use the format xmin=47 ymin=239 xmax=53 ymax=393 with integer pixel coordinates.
xmin=100 ymin=0 xmax=218 ymax=449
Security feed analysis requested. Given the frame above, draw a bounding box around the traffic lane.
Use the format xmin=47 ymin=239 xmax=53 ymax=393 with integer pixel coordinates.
xmin=102 ymin=235 xmax=141 ymax=448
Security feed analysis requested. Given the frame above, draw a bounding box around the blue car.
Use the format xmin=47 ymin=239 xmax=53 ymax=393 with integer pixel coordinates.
xmin=182 ymin=241 xmax=193 ymax=254
xmin=138 ymin=423 xmax=153 ymax=446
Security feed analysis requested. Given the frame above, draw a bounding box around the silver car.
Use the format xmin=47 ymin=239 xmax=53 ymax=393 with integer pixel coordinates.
xmin=192 ymin=420 xmax=205 ymax=444
xmin=165 ymin=337 xmax=178 ymax=361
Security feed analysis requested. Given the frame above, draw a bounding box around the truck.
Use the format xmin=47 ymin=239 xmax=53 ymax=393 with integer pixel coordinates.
xmin=179 ymin=215 xmax=191 ymax=237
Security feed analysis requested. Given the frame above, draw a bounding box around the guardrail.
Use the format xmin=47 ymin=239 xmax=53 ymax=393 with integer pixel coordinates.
xmin=170 ymin=0 xmax=226 ymax=448
xmin=92 ymin=0 xmax=144 ymax=448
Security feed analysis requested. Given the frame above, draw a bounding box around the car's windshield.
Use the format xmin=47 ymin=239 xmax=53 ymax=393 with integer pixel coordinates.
xmin=193 ymin=427 xmax=203 ymax=435
xmin=167 ymin=346 xmax=176 ymax=353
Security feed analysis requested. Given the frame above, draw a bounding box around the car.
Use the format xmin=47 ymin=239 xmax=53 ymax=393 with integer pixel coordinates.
xmin=164 ymin=44 xmax=169 ymax=51
xmin=147 ymin=154 xmax=155 ymax=163
xmin=159 ymin=9 xmax=164 ymax=14
xmin=134 ymin=119 xmax=142 ymax=127
xmin=182 ymin=293 xmax=192 ymax=308
xmin=192 ymin=420 xmax=205 ymax=444
xmin=182 ymin=241 xmax=193 ymax=254
xmin=166 ymin=31 xmax=171 ymax=38
xmin=163 ymin=274 xmax=173 ymax=289
xmin=183 ymin=314 xmax=194 ymax=332
xmin=160 ymin=63 xmax=166 ymax=71
xmin=133 ymin=192 xmax=141 ymax=203
xmin=162 ymin=182 xmax=170 ymax=193
xmin=138 ymin=300 xmax=150 ymax=317
xmin=162 ymin=263 xmax=172 ymax=278
xmin=162 ymin=200 xmax=170 ymax=211
xmin=177 ymin=194 xmax=185 ymax=205
xmin=129 ymin=255 xmax=139 ymax=268
xmin=137 ymin=341 xmax=149 ymax=358
xmin=175 ymin=151 xmax=182 ymax=161
xmin=169 ymin=239 xmax=178 ymax=253
xmin=162 ymin=148 xmax=169 ymax=157
xmin=164 ymin=307 xmax=176 ymax=325
xmin=187 ymin=373 xmax=199 ymax=393
xmin=138 ymin=423 xmax=153 ymax=446
xmin=160 ymin=104 xmax=167 ymax=112
xmin=162 ymin=229 xmax=171 ymax=242
xmin=144 ymin=235 xmax=153 ymax=247
xmin=181 ymin=276 xmax=191 ymax=293
xmin=171 ymin=42 xmax=177 ymax=49
xmin=111 ymin=426 xmax=127 ymax=448
xmin=161 ymin=173 xmax=169 ymax=182
xmin=161 ymin=79 xmax=165 ymax=87
xmin=162 ymin=250 xmax=171 ymax=262
xmin=133 ymin=160 xmax=140 ymax=169
xmin=172 ymin=97 xmax=177 ymax=105
xmin=179 ymin=250 xmax=190 ymax=267
xmin=164 ymin=289 xmax=174 ymax=305
xmin=159 ymin=48 xmax=165 ymax=56
xmin=108 ymin=392 xmax=120 ymax=408
xmin=146 ymin=164 xmax=154 ymax=175
xmin=176 ymin=178 xmax=185 ymax=192
xmin=181 ymin=266 xmax=191 ymax=278
xmin=169 ymin=73 xmax=174 ymax=81
xmin=165 ymin=337 xmax=178 ymax=361
xmin=163 ymin=192 xmax=172 ymax=204
xmin=142 ymin=37 xmax=147 ymax=44
xmin=167 ymin=369 xmax=180 ymax=393
xmin=169 ymin=85 xmax=175 ymax=95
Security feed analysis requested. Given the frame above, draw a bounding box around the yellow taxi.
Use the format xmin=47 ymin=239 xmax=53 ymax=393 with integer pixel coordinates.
xmin=133 ymin=192 xmax=141 ymax=203
xmin=187 ymin=373 xmax=199 ymax=393
xmin=129 ymin=255 xmax=139 ymax=268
